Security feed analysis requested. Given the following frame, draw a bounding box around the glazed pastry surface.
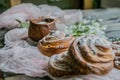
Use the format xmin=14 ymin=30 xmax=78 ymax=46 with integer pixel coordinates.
xmin=38 ymin=30 xmax=74 ymax=57
xmin=48 ymin=35 xmax=114 ymax=77
xmin=111 ymin=41 xmax=120 ymax=69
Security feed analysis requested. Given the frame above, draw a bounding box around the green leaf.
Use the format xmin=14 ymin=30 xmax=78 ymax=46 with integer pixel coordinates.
xmin=16 ymin=19 xmax=29 ymax=28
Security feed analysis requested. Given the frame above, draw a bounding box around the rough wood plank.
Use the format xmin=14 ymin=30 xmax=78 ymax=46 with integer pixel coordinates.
xmin=10 ymin=0 xmax=21 ymax=7
xmin=84 ymin=0 xmax=93 ymax=9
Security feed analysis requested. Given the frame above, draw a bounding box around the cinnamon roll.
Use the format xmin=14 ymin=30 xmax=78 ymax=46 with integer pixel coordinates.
xmin=37 ymin=30 xmax=74 ymax=57
xmin=111 ymin=41 xmax=120 ymax=69
xmin=48 ymin=35 xmax=114 ymax=77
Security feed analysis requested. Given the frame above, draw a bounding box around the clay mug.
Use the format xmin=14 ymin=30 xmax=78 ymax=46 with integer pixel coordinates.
xmin=28 ymin=17 xmax=57 ymax=42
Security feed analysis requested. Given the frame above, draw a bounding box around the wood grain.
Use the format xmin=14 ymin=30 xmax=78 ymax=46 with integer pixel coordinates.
xmin=84 ymin=0 xmax=93 ymax=9
xmin=10 ymin=0 xmax=21 ymax=7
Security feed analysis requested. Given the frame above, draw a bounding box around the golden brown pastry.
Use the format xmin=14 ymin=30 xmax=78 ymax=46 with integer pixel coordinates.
xmin=48 ymin=35 xmax=114 ymax=77
xmin=37 ymin=30 xmax=74 ymax=57
xmin=111 ymin=41 xmax=120 ymax=69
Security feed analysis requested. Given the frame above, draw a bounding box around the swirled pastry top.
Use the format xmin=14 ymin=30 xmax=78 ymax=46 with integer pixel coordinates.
xmin=70 ymin=35 xmax=114 ymax=74
xmin=41 ymin=31 xmax=70 ymax=46
xmin=48 ymin=35 xmax=114 ymax=77
xmin=38 ymin=30 xmax=74 ymax=56
xmin=111 ymin=41 xmax=120 ymax=54
xmin=111 ymin=41 xmax=120 ymax=69
xmin=73 ymin=35 xmax=113 ymax=62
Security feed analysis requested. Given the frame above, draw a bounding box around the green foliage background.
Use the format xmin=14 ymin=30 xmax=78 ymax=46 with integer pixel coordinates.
xmin=0 ymin=0 xmax=10 ymax=13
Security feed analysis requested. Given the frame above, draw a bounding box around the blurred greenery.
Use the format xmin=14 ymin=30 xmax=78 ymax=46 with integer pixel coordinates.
xmin=0 ymin=0 xmax=101 ymax=13
xmin=0 ymin=0 xmax=10 ymax=13
xmin=22 ymin=0 xmax=80 ymax=9
xmin=0 ymin=29 xmax=8 ymax=48
xmin=93 ymin=0 xmax=101 ymax=8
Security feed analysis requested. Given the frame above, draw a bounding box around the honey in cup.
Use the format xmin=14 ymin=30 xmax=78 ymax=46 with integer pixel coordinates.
xmin=28 ymin=17 xmax=57 ymax=42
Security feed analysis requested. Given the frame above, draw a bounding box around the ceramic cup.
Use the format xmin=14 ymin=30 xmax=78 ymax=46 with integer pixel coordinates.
xmin=28 ymin=17 xmax=57 ymax=41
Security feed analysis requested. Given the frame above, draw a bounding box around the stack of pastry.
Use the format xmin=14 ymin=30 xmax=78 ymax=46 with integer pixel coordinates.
xmin=111 ymin=41 xmax=120 ymax=69
xmin=48 ymin=35 xmax=114 ymax=77
xmin=37 ymin=30 xmax=74 ymax=57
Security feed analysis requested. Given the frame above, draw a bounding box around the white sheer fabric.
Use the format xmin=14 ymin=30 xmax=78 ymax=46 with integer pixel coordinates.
xmin=0 ymin=28 xmax=49 ymax=77
xmin=0 ymin=4 xmax=82 ymax=29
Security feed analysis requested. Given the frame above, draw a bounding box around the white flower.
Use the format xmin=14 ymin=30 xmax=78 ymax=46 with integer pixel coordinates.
xmin=65 ymin=19 xmax=107 ymax=38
